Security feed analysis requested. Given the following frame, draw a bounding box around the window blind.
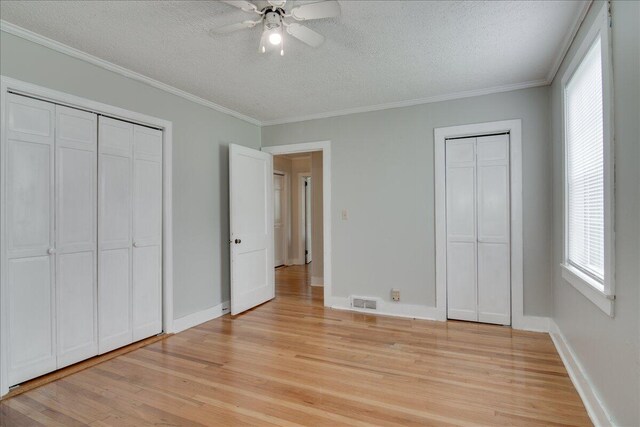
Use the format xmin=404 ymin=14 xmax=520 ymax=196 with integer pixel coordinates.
xmin=565 ymin=37 xmax=604 ymax=282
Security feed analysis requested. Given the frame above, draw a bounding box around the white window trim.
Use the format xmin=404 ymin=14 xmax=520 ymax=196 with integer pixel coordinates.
xmin=560 ymin=3 xmax=615 ymax=316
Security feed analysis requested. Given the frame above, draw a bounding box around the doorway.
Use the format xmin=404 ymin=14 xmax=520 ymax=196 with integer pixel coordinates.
xmin=273 ymin=172 xmax=286 ymax=267
xmin=264 ymin=141 xmax=331 ymax=306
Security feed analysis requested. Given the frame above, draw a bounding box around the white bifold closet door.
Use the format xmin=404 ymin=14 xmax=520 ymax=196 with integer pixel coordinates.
xmin=98 ymin=117 xmax=162 ymax=354
xmin=446 ymin=134 xmax=511 ymax=325
xmin=5 ymin=95 xmax=99 ymax=385
xmin=5 ymin=94 xmax=57 ymax=385
xmin=55 ymin=105 xmax=99 ymax=368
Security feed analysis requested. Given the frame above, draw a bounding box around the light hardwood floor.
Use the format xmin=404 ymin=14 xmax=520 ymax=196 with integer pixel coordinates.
xmin=0 ymin=264 xmax=590 ymax=426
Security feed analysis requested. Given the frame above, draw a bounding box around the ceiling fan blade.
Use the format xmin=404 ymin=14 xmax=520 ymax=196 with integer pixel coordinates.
xmin=286 ymin=23 xmax=325 ymax=47
xmin=290 ymin=1 xmax=340 ymax=21
xmin=222 ymin=1 xmax=258 ymax=13
xmin=211 ymin=20 xmax=258 ymax=35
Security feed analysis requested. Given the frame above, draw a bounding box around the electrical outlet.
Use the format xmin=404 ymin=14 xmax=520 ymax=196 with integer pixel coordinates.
xmin=391 ymin=289 xmax=400 ymax=302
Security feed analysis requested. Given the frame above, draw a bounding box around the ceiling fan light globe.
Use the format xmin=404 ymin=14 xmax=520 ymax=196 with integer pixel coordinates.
xmin=269 ymin=32 xmax=282 ymax=45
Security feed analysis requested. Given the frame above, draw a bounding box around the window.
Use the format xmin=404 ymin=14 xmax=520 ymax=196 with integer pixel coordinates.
xmin=566 ymin=39 xmax=604 ymax=283
xmin=561 ymin=5 xmax=614 ymax=316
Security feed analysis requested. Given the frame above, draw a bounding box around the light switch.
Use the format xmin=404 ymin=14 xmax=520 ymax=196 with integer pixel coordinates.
xmin=341 ymin=209 xmax=348 ymax=220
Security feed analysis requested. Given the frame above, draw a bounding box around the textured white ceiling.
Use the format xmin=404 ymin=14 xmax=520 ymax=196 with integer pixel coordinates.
xmin=0 ymin=1 xmax=586 ymax=123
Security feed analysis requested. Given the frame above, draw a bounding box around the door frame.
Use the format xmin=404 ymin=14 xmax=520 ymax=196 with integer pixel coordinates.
xmin=434 ymin=120 xmax=525 ymax=328
xmin=261 ymin=141 xmax=332 ymax=305
xmin=273 ymin=170 xmax=288 ymax=267
xmin=0 ymin=76 xmax=174 ymax=397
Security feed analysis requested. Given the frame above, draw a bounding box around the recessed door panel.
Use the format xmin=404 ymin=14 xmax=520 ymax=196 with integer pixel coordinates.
xmin=477 ymin=164 xmax=509 ymax=241
xmin=57 ymin=252 xmax=97 ymax=366
xmin=98 ymin=248 xmax=132 ymax=353
xmin=100 ymin=154 xmax=132 ymax=248
xmin=446 ymin=166 xmax=476 ymax=241
xmin=133 ymin=246 xmax=162 ymax=340
xmin=133 ymin=159 xmax=162 ymax=245
xmin=446 ymin=242 xmax=477 ymax=321
xmin=7 ymin=257 xmax=56 ymax=385
xmin=58 ymin=148 xmax=95 ymax=246
xmin=477 ymin=243 xmax=511 ymax=325
xmin=7 ymin=140 xmax=52 ymax=256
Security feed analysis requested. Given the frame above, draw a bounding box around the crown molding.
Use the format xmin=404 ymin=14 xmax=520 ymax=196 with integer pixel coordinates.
xmin=545 ymin=0 xmax=593 ymax=84
xmin=0 ymin=20 xmax=262 ymax=126
xmin=261 ymin=79 xmax=548 ymax=126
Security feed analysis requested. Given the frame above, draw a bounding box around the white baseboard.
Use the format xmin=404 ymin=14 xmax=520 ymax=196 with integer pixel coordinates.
xmin=512 ymin=315 xmax=550 ymax=332
xmin=328 ymin=296 xmax=445 ymax=321
xmin=549 ymin=319 xmax=614 ymax=427
xmin=310 ymin=276 xmax=324 ymax=287
xmin=288 ymin=258 xmax=303 ymax=265
xmin=172 ymin=301 xmax=230 ymax=333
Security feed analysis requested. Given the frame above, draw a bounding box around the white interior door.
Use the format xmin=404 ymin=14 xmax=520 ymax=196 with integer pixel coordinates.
xmin=273 ymin=173 xmax=285 ymax=267
xmin=5 ymin=94 xmax=57 ymax=385
xmin=229 ymin=144 xmax=274 ymax=315
xmin=445 ymin=137 xmax=477 ymax=322
xmin=304 ymin=177 xmax=312 ymax=264
xmin=476 ymin=134 xmax=511 ymax=325
xmin=55 ymin=105 xmax=99 ymax=368
xmin=132 ymin=125 xmax=163 ymax=341
xmin=98 ymin=116 xmax=134 ymax=353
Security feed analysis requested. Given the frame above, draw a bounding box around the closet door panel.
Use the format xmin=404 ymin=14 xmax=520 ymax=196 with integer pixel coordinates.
xmin=5 ymin=94 xmax=56 ymax=385
xmin=7 ymin=257 xmax=56 ymax=385
xmin=7 ymin=138 xmax=53 ymax=258
xmin=132 ymin=246 xmax=161 ymax=340
xmin=56 ymin=252 xmax=96 ymax=366
xmin=133 ymin=159 xmax=162 ymax=245
xmin=98 ymin=248 xmax=132 ymax=352
xmin=476 ymin=135 xmax=511 ymax=325
xmin=445 ymin=138 xmax=477 ymax=321
xmin=55 ymin=106 xmax=98 ymax=367
xmin=100 ymin=155 xmax=132 ymax=249
xmin=446 ymin=242 xmax=477 ymax=321
xmin=132 ymin=125 xmax=162 ymax=340
xmin=477 ymin=243 xmax=510 ymax=325
xmin=98 ymin=117 xmax=134 ymax=353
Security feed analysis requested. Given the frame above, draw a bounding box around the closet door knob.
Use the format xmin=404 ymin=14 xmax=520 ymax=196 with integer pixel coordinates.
xmin=47 ymin=248 xmax=55 ymax=255
xmin=133 ymin=242 xmax=139 ymax=248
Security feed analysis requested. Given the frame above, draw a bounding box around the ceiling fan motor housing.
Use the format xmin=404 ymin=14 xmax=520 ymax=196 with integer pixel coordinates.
xmin=264 ymin=10 xmax=283 ymax=30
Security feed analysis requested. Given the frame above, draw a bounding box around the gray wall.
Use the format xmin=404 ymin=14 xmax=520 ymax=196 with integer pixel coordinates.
xmin=550 ymin=1 xmax=639 ymax=425
xmin=0 ymin=31 xmax=261 ymax=320
xmin=262 ymin=86 xmax=552 ymax=316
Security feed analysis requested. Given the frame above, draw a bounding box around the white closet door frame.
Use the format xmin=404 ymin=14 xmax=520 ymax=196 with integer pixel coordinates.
xmin=0 ymin=76 xmax=174 ymax=397
xmin=435 ymin=120 xmax=528 ymax=330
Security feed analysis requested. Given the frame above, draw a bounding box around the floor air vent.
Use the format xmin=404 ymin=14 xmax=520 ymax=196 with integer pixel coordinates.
xmin=351 ymin=297 xmax=378 ymax=310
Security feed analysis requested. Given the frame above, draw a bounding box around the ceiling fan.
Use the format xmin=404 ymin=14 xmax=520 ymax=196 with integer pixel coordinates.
xmin=211 ymin=0 xmax=341 ymax=56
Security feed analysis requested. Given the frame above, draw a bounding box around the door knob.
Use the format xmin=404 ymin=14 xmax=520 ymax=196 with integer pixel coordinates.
xmin=234 ymin=239 xmax=242 ymax=244
xmin=133 ymin=242 xmax=139 ymax=248
xmin=47 ymin=248 xmax=55 ymax=255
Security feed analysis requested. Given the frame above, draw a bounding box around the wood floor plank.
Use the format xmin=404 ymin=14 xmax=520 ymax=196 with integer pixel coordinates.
xmin=0 ymin=264 xmax=591 ymax=426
